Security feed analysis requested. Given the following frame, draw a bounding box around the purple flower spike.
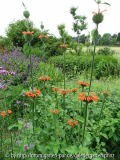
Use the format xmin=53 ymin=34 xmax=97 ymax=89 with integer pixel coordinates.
xmin=30 ymin=142 xmax=34 ymax=147
xmin=0 ymin=70 xmax=8 ymax=76
xmin=0 ymin=83 xmax=7 ymax=89
xmin=23 ymin=145 xmax=29 ymax=150
xmin=16 ymin=140 xmax=20 ymax=144
xmin=18 ymin=118 xmax=21 ymax=121
xmin=0 ymin=67 xmax=3 ymax=70
xmin=9 ymin=71 xmax=15 ymax=76
xmin=24 ymin=123 xmax=30 ymax=128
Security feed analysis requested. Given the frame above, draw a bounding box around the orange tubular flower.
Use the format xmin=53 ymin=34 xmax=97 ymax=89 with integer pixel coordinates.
xmin=68 ymin=119 xmax=78 ymax=127
xmin=58 ymin=89 xmax=70 ymax=95
xmin=1 ymin=111 xmax=7 ymax=116
xmin=8 ymin=110 xmax=12 ymax=114
xmin=39 ymin=35 xmax=48 ymax=38
xmin=78 ymin=92 xmax=98 ymax=103
xmin=77 ymin=81 xmax=89 ymax=87
xmin=71 ymin=88 xmax=78 ymax=93
xmin=22 ymin=31 xmax=34 ymax=35
xmin=50 ymin=109 xmax=59 ymax=114
xmin=25 ymin=89 xmax=41 ymax=98
xmin=38 ymin=76 xmax=50 ymax=82
xmin=102 ymin=90 xmax=110 ymax=95
xmin=92 ymin=9 xmax=107 ymax=14
xmin=60 ymin=44 xmax=69 ymax=47
xmin=52 ymin=87 xmax=60 ymax=92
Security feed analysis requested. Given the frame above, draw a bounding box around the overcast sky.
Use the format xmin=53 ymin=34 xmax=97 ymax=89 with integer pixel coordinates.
xmin=0 ymin=0 xmax=119 ymax=38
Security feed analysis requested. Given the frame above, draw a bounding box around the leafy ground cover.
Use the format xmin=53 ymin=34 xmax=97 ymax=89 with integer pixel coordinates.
xmin=0 ymin=49 xmax=120 ymax=160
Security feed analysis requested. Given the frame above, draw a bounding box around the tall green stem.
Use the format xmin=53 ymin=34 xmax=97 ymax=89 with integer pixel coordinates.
xmin=29 ymin=42 xmax=33 ymax=91
xmin=82 ymin=102 xmax=88 ymax=146
xmin=88 ymin=25 xmax=98 ymax=94
xmin=99 ymin=97 xmax=105 ymax=123
xmin=84 ymin=47 xmax=88 ymax=81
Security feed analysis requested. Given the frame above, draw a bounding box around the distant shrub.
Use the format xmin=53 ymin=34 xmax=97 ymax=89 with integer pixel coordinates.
xmin=97 ymin=47 xmax=116 ymax=56
xmin=23 ymin=36 xmax=66 ymax=59
xmin=48 ymin=53 xmax=120 ymax=79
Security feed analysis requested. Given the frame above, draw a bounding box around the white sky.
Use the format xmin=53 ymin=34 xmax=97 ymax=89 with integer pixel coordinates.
xmin=0 ymin=0 xmax=119 ymax=38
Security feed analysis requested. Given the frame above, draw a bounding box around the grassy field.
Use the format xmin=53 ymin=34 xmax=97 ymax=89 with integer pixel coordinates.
xmin=82 ymin=45 xmax=120 ymax=54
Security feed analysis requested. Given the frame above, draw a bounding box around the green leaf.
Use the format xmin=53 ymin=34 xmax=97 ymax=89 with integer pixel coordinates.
xmin=96 ymin=137 xmax=100 ymax=143
xmin=113 ymin=133 xmax=118 ymax=141
xmin=91 ymin=29 xmax=98 ymax=41
xmin=100 ymin=133 xmax=108 ymax=139
xmin=8 ymin=124 xmax=17 ymax=130
xmin=65 ymin=145 xmax=78 ymax=154
xmin=102 ymin=2 xmax=111 ymax=6
xmin=108 ymin=131 xmax=113 ymax=138
xmin=37 ymin=145 xmax=46 ymax=154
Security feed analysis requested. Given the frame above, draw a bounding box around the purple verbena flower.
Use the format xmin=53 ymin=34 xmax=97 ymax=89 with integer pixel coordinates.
xmin=16 ymin=100 xmax=21 ymax=104
xmin=18 ymin=118 xmax=21 ymax=121
xmin=0 ymin=83 xmax=7 ymax=89
xmin=24 ymin=123 xmax=30 ymax=128
xmin=23 ymin=145 xmax=29 ymax=150
xmin=16 ymin=140 xmax=20 ymax=144
xmin=0 ymin=70 xmax=8 ymax=76
xmin=24 ymin=103 xmax=28 ymax=106
xmin=9 ymin=71 xmax=15 ymax=76
xmin=30 ymin=142 xmax=34 ymax=147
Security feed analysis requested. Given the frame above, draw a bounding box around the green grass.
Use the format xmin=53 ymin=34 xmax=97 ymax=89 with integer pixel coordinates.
xmin=82 ymin=45 xmax=120 ymax=54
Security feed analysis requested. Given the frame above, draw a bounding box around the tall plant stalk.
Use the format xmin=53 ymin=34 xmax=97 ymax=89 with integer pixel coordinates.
xmin=82 ymin=102 xmax=88 ymax=145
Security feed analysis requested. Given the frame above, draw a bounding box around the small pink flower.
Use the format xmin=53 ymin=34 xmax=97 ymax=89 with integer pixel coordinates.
xmin=23 ymin=145 xmax=29 ymax=150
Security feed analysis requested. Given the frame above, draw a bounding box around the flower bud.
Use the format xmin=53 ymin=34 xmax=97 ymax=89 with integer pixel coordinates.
xmin=92 ymin=13 xmax=104 ymax=24
xmin=23 ymin=10 xmax=30 ymax=19
xmin=24 ymin=34 xmax=33 ymax=42
xmin=97 ymin=0 xmax=101 ymax=4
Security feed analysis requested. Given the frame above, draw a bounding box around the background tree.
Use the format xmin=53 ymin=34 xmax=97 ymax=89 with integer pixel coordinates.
xmin=117 ymin=32 xmax=120 ymax=43
xmin=79 ymin=34 xmax=87 ymax=44
xmin=5 ymin=19 xmax=34 ymax=47
xmin=111 ymin=34 xmax=117 ymax=39
xmin=97 ymin=34 xmax=101 ymax=45
xmin=100 ymin=33 xmax=111 ymax=45
xmin=70 ymin=7 xmax=87 ymax=44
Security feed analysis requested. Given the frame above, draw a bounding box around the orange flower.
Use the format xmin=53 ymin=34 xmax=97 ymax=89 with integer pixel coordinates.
xmin=67 ymin=119 xmax=78 ymax=127
xmin=77 ymin=81 xmax=89 ymax=87
xmin=58 ymin=89 xmax=70 ymax=95
xmin=78 ymin=92 xmax=98 ymax=103
xmin=22 ymin=31 xmax=34 ymax=35
xmin=25 ymin=89 xmax=41 ymax=98
xmin=102 ymin=90 xmax=110 ymax=95
xmin=60 ymin=44 xmax=69 ymax=47
xmin=39 ymin=35 xmax=48 ymax=38
xmin=52 ymin=87 xmax=60 ymax=92
xmin=1 ymin=111 xmax=7 ymax=116
xmin=8 ymin=110 xmax=12 ymax=114
xmin=71 ymin=88 xmax=78 ymax=93
xmin=50 ymin=109 xmax=59 ymax=114
xmin=92 ymin=9 xmax=107 ymax=14
xmin=39 ymin=76 xmax=50 ymax=82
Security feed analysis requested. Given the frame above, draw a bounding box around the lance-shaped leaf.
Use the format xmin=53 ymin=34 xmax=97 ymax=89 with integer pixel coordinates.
xmin=91 ymin=29 xmax=98 ymax=41
xmin=101 ymin=2 xmax=111 ymax=6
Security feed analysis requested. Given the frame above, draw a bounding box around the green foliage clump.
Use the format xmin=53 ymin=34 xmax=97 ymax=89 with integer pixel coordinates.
xmin=23 ymin=36 xmax=66 ymax=59
xmin=68 ymin=40 xmax=83 ymax=56
xmin=49 ymin=54 xmax=120 ymax=79
xmin=5 ymin=19 xmax=42 ymax=47
xmin=97 ymin=47 xmax=116 ymax=56
xmin=94 ymin=55 xmax=119 ymax=79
